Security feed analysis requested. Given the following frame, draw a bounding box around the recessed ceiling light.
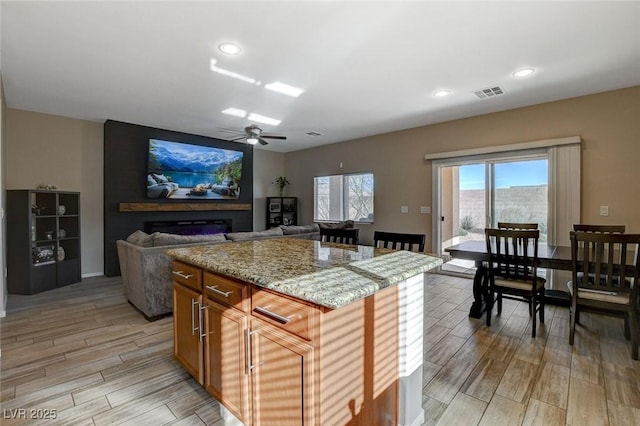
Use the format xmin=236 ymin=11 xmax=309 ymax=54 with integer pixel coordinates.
xmin=265 ymin=81 xmax=304 ymax=98
xmin=433 ymin=89 xmax=451 ymax=97
xmin=248 ymin=113 xmax=281 ymax=126
xmin=218 ymin=43 xmax=241 ymax=55
xmin=221 ymin=108 xmax=247 ymax=118
xmin=513 ymin=68 xmax=535 ymax=78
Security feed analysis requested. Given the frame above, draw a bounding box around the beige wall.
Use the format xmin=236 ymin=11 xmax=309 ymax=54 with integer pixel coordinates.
xmin=252 ymin=149 xmax=285 ymax=231
xmin=285 ymin=86 xmax=640 ymax=249
xmin=5 ymin=109 xmax=104 ymax=276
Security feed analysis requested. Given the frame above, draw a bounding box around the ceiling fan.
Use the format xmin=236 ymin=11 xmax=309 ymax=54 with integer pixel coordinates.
xmin=222 ymin=124 xmax=287 ymax=146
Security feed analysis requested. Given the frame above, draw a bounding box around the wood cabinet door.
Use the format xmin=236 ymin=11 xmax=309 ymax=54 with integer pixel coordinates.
xmin=204 ymin=298 xmax=250 ymax=423
xmin=173 ymin=282 xmax=204 ymax=384
xmin=251 ymin=320 xmax=314 ymax=426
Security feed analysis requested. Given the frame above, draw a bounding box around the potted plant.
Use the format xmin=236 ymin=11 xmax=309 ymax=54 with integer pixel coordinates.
xmin=274 ymin=176 xmax=290 ymax=196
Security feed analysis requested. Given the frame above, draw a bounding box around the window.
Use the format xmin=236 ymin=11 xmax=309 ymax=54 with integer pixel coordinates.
xmin=314 ymin=172 xmax=374 ymax=223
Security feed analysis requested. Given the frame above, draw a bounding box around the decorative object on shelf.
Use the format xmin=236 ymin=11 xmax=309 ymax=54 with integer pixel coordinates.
xmin=31 ymin=204 xmax=43 ymax=215
xmin=46 ymin=231 xmax=54 ymax=240
xmin=269 ymin=202 xmax=281 ymax=213
xmin=273 ymin=176 xmax=290 ymax=196
xmin=32 ymin=245 xmax=55 ymax=264
xmin=58 ymin=205 xmax=66 ymax=215
xmin=36 ymin=184 xmax=57 ymax=190
xmin=57 ymin=246 xmax=66 ymax=262
xmin=58 ymin=228 xmax=66 ymax=238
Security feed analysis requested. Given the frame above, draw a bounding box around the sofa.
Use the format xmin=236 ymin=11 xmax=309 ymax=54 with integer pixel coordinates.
xmin=116 ymin=224 xmax=321 ymax=320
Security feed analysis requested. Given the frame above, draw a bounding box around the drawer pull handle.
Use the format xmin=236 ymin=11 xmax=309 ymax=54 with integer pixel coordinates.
xmin=173 ymin=271 xmax=193 ymax=279
xmin=254 ymin=305 xmax=293 ymax=324
xmin=206 ymin=285 xmax=233 ymax=298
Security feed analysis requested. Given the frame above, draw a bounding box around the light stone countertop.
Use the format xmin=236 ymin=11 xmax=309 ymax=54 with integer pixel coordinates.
xmin=167 ymin=238 xmax=443 ymax=309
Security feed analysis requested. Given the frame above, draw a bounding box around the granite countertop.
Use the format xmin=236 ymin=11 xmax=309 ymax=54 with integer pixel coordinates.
xmin=167 ymin=238 xmax=443 ymax=309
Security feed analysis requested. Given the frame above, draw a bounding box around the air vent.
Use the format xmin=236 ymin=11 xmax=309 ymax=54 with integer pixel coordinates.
xmin=306 ymin=131 xmax=322 ymax=136
xmin=474 ymin=86 xmax=505 ymax=99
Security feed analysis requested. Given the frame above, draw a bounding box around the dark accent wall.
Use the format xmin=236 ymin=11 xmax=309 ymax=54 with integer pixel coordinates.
xmin=104 ymin=120 xmax=254 ymax=276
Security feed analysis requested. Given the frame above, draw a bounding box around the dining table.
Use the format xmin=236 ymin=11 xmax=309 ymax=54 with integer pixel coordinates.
xmin=445 ymin=240 xmax=573 ymax=318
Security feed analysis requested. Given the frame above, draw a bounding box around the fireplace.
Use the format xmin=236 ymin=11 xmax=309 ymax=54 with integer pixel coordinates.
xmin=145 ymin=219 xmax=230 ymax=236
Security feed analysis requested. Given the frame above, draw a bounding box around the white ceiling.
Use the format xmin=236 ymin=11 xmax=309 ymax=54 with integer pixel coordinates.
xmin=2 ymin=1 xmax=639 ymax=153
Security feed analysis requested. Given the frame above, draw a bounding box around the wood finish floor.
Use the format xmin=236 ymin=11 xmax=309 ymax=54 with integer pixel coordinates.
xmin=1 ymin=274 xmax=639 ymax=425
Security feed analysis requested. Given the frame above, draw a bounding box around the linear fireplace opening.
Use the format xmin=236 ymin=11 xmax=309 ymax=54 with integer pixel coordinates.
xmin=144 ymin=219 xmax=231 ymax=236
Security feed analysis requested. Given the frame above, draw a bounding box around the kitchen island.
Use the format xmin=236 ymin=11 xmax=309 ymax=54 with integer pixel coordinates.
xmin=168 ymin=238 xmax=442 ymax=426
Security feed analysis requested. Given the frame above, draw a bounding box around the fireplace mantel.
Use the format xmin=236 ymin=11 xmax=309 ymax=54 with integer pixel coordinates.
xmin=119 ymin=202 xmax=252 ymax=212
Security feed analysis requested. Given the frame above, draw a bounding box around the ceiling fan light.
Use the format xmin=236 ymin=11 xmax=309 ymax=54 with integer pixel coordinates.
xmin=246 ymin=137 xmax=259 ymax=145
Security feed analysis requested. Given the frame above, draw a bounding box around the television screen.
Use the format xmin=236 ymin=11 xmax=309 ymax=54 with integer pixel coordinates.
xmin=146 ymin=139 xmax=244 ymax=199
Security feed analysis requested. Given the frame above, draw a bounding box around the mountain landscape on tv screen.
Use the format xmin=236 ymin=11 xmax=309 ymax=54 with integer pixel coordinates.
xmin=149 ymin=139 xmax=243 ymax=174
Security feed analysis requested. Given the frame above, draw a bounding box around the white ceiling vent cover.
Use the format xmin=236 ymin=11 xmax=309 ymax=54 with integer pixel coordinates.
xmin=474 ymin=86 xmax=505 ymax=99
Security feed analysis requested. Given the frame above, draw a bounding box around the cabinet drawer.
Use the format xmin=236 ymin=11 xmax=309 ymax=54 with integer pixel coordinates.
xmin=172 ymin=261 xmax=202 ymax=291
xmin=251 ymin=288 xmax=316 ymax=341
xmin=203 ymin=272 xmax=249 ymax=312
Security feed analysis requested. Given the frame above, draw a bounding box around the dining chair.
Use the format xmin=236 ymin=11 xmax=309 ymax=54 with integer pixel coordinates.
xmin=497 ymin=222 xmax=538 ymax=230
xmin=373 ymin=231 xmax=426 ymax=252
xmin=573 ymin=224 xmax=625 ymax=233
xmin=485 ymin=228 xmax=545 ymax=337
xmin=571 ymin=224 xmax=626 ymax=323
xmin=569 ymin=231 xmax=640 ymax=359
xmin=319 ymin=228 xmax=359 ymax=245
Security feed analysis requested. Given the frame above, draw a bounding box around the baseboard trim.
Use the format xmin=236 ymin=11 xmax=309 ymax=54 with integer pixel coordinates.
xmin=82 ymin=272 xmax=105 ymax=278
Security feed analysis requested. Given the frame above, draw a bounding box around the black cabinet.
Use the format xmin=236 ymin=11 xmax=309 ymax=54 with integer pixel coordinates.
xmin=266 ymin=197 xmax=297 ymax=228
xmin=7 ymin=190 xmax=81 ymax=294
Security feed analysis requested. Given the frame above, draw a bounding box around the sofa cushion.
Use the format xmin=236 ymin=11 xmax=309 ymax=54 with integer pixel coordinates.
xmin=153 ymin=173 xmax=170 ymax=183
xmin=280 ymin=224 xmax=320 ymax=235
xmin=226 ymin=227 xmax=284 ymax=241
xmin=126 ymin=230 xmax=155 ymax=248
xmin=153 ymin=232 xmax=227 ymax=247
xmin=316 ymin=220 xmax=355 ymax=230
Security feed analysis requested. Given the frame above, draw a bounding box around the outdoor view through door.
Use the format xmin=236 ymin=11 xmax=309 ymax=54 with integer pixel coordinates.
xmin=440 ymin=157 xmax=548 ymax=274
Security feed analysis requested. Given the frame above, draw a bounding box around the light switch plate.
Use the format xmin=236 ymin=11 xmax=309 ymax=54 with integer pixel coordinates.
xmin=401 ymin=206 xmax=409 ymax=213
xmin=600 ymin=205 xmax=609 ymax=216
xmin=420 ymin=206 xmax=430 ymax=214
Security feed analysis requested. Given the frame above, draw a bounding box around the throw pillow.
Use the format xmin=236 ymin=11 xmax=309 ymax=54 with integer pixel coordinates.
xmin=147 ymin=175 xmax=158 ymax=186
xmin=153 ymin=173 xmax=169 ymax=183
xmin=126 ymin=230 xmax=154 ymax=247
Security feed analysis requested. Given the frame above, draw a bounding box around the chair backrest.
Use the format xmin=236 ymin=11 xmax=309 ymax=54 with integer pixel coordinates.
xmin=570 ymin=231 xmax=640 ymax=294
xmin=320 ymin=228 xmax=359 ymax=245
xmin=485 ymin=228 xmax=540 ymax=281
xmin=497 ymin=222 xmax=538 ymax=230
xmin=573 ymin=224 xmax=626 ymax=233
xmin=373 ymin=231 xmax=426 ymax=252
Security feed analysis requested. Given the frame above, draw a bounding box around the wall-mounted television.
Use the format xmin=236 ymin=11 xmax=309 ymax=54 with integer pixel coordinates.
xmin=146 ymin=139 xmax=244 ymax=199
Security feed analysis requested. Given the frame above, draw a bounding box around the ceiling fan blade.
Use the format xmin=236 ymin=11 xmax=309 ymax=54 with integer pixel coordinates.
xmin=258 ymin=137 xmax=269 ymax=145
xmin=217 ymin=127 xmax=245 ymax=134
xmin=261 ymin=135 xmax=287 ymax=140
xmin=229 ymin=135 xmax=246 ymax=141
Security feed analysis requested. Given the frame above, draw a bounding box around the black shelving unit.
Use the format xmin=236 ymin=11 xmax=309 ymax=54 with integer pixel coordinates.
xmin=7 ymin=190 xmax=81 ymax=294
xmin=266 ymin=197 xmax=297 ymax=228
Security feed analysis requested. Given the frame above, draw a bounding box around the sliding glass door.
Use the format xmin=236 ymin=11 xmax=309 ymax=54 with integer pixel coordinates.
xmin=437 ymin=154 xmax=548 ymax=273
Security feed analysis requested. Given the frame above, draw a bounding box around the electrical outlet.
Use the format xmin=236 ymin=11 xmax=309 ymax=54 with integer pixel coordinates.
xmin=400 ymin=206 xmax=409 ymax=213
xmin=420 ymin=206 xmax=430 ymax=214
xmin=600 ymin=205 xmax=609 ymax=216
